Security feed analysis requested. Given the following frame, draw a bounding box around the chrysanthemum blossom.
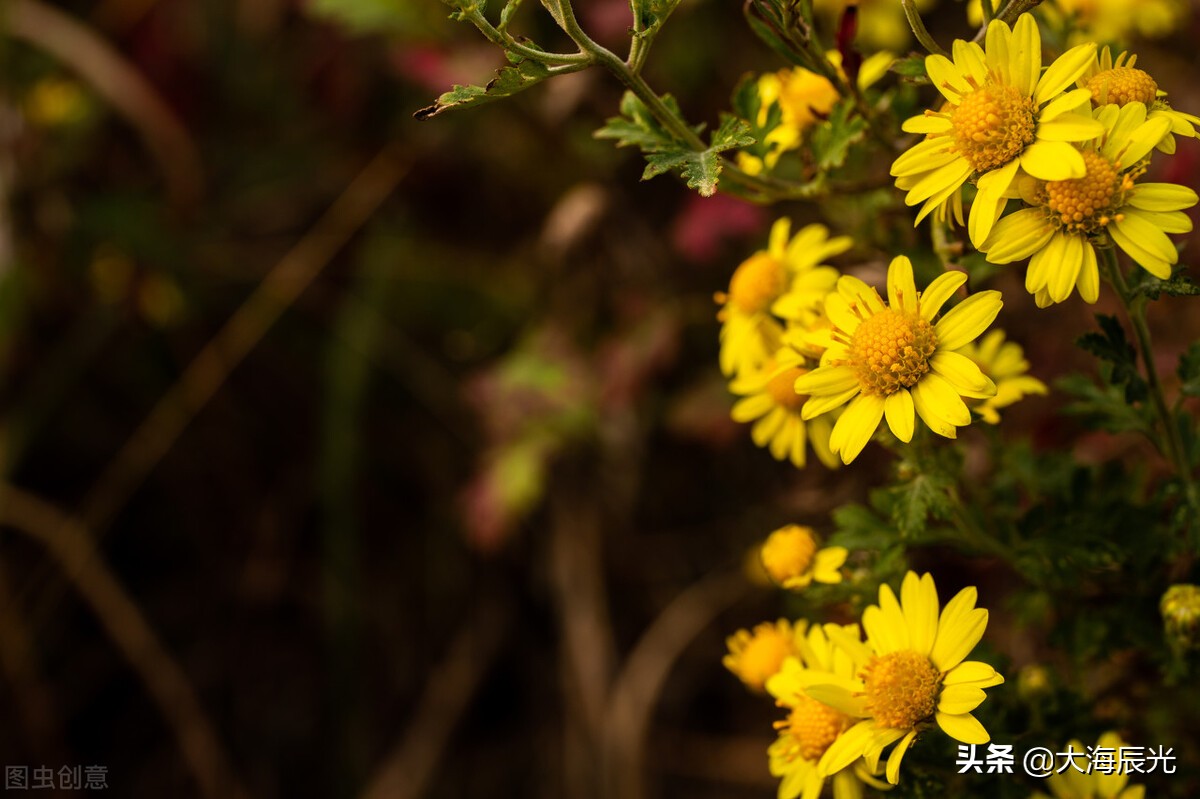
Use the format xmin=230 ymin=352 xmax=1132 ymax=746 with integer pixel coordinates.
xmin=793 ymin=257 xmax=1002 ymax=464
xmin=981 ymin=102 xmax=1197 ymax=306
xmin=724 ymin=619 xmax=805 ymax=693
xmin=760 ymin=525 xmax=847 ymax=590
xmin=892 ymin=14 xmax=1103 ymax=246
xmin=717 ymin=219 xmax=852 ymax=377
xmin=808 ymin=572 xmax=1005 ymax=785
xmin=956 ymin=330 xmax=1047 ymax=424
xmin=1080 ymin=47 xmax=1200 ymax=154
xmin=765 ymin=626 xmax=890 ymax=799
xmin=730 ymin=349 xmax=838 ymax=469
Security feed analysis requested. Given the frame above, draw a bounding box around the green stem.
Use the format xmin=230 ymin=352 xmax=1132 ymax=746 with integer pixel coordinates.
xmin=901 ymin=0 xmax=949 ymax=57
xmin=1099 ymin=246 xmax=1198 ymax=517
xmin=980 ymin=0 xmax=996 ymax=22
xmin=463 ymin=6 xmax=592 ymax=65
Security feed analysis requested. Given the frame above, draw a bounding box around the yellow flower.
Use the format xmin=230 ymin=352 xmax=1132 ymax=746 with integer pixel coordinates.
xmin=892 ymin=14 xmax=1103 ymax=247
xmin=1079 ymin=48 xmax=1200 ymax=154
xmin=760 ymin=525 xmax=848 ymax=589
xmin=1161 ymin=584 xmax=1200 ymax=652
xmin=1031 ymin=732 xmax=1145 ymax=799
xmin=724 ymin=619 xmax=806 ymax=692
xmin=730 ymin=348 xmax=839 ymax=468
xmin=809 ymin=572 xmax=1005 ymax=785
xmin=793 ymin=257 xmax=1002 ymax=464
xmin=718 ymin=219 xmax=852 ymax=377
xmin=981 ymin=102 xmax=1197 ymax=306
xmin=765 ymin=626 xmax=891 ymax=799
xmin=957 ymin=330 xmax=1047 ymax=424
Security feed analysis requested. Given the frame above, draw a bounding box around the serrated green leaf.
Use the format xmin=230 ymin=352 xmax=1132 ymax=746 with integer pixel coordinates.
xmin=415 ymin=57 xmax=551 ymax=120
xmin=1128 ymin=266 xmax=1200 ymax=300
xmin=711 ymin=114 xmax=756 ymax=151
xmin=630 ymin=0 xmax=682 ymax=35
xmin=888 ymin=473 xmax=953 ymax=538
xmin=807 ymin=99 xmax=867 ymax=172
xmin=1057 ymin=374 xmax=1153 ymax=434
xmin=1076 ymin=314 xmax=1147 ymax=403
xmin=891 ymin=55 xmax=929 ymax=80
xmin=499 ymin=0 xmax=522 ymax=29
xmin=731 ymin=75 xmax=783 ymax=161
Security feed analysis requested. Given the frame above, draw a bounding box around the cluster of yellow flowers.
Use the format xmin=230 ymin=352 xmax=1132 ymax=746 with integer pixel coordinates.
xmin=719 ymin=225 xmax=1046 ymax=465
xmin=895 ymin=16 xmax=1199 ymax=306
xmin=726 ymin=566 xmax=1003 ymax=798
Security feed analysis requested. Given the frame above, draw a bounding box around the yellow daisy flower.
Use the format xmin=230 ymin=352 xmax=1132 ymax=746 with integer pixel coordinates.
xmin=809 ymin=572 xmax=1005 ymax=785
xmin=718 ymin=219 xmax=853 ymax=377
xmin=957 ymin=330 xmax=1048 ymax=424
xmin=730 ymin=348 xmax=839 ymax=469
xmin=1079 ymin=48 xmax=1200 ymax=154
xmin=724 ymin=619 xmax=806 ymax=693
xmin=981 ymin=102 xmax=1197 ymax=306
xmin=760 ymin=525 xmax=848 ymax=590
xmin=1031 ymin=732 xmax=1145 ymax=799
xmin=793 ymin=257 xmax=1002 ymax=464
xmin=765 ymin=627 xmax=891 ymax=799
xmin=892 ymin=14 xmax=1103 ymax=246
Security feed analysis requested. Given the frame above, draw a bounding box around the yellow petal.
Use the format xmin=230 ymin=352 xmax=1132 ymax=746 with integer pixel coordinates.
xmin=1009 ymin=13 xmax=1040 ymax=97
xmin=1020 ymin=140 xmax=1085 ymax=180
xmin=969 ymin=159 xmax=1020 ymax=246
xmin=884 ymin=389 xmax=915 ymax=443
xmin=902 ymin=113 xmax=953 ymax=134
xmin=795 ymin=365 xmax=859 ymax=396
xmin=938 ymin=685 xmax=988 ymax=714
xmin=932 ymin=605 xmax=988 ymax=671
xmin=891 ymin=137 xmax=958 ymax=176
xmin=1110 ymin=214 xmax=1179 ymax=279
xmin=818 ymin=721 xmax=875 ymax=777
xmin=887 ymin=256 xmax=918 ymax=314
xmin=935 ymin=711 xmax=990 ymax=744
xmin=802 ymin=387 xmax=861 ymax=420
xmin=943 ymin=661 xmax=1002 ymax=685
xmin=886 ymin=730 xmax=919 ymax=785
xmin=902 ymin=572 xmax=939 ymax=656
xmin=919 ymin=270 xmax=968 ymax=320
xmin=826 ymin=292 xmax=864 ymax=335
xmin=912 ymin=373 xmax=971 ymax=436
xmin=1078 ymin=242 xmax=1100 ymax=304
xmin=1036 ymin=115 xmax=1105 ymax=142
xmin=953 ymin=40 xmax=988 ymax=86
xmin=837 ymin=276 xmax=885 ymax=314
xmin=935 ymin=291 xmax=1004 ymax=350
xmin=1034 ymin=42 xmax=1098 ymax=105
xmin=1128 ymin=183 xmax=1200 ymax=212
xmin=930 ymin=350 xmax=995 ymax=397
xmin=981 ymin=208 xmax=1054 ymax=263
xmin=925 ymin=53 xmax=970 ymax=103
xmin=1039 ymin=87 xmax=1092 ymax=122
xmin=906 ymin=158 xmax=974 ymax=207
xmin=1047 ymin=231 xmax=1085 ymax=303
xmin=829 ymin=393 xmax=884 ymax=463
xmin=983 ymin=19 xmax=1012 ymax=88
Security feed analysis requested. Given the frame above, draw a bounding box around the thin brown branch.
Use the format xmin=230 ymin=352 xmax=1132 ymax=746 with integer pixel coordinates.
xmin=7 ymin=0 xmax=204 ymax=208
xmin=0 ymin=483 xmax=249 ymax=799
xmin=79 ymin=143 xmax=410 ymax=533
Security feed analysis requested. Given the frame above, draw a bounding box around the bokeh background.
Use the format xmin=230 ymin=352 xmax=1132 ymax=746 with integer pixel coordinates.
xmin=2 ymin=1 xmax=1200 ymax=798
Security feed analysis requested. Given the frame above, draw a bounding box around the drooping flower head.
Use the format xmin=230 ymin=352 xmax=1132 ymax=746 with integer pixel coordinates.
xmin=807 ymin=572 xmax=1005 ymax=785
xmin=981 ymin=102 xmax=1197 ymax=306
xmin=760 ymin=525 xmax=847 ymax=590
xmin=892 ymin=14 xmax=1103 ymax=246
xmin=724 ymin=619 xmax=806 ymax=693
xmin=765 ymin=625 xmax=890 ymax=799
xmin=956 ymin=330 xmax=1047 ymax=424
xmin=730 ymin=347 xmax=839 ymax=469
xmin=794 ymin=257 xmax=1002 ymax=463
xmin=1080 ymin=47 xmax=1200 ymax=154
xmin=717 ymin=219 xmax=852 ymax=377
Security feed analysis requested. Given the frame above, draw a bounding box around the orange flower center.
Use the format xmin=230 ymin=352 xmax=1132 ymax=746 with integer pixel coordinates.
xmin=1087 ymin=67 xmax=1158 ymax=107
xmin=766 ymin=366 xmax=810 ymax=410
xmin=847 ymin=309 xmax=938 ymax=397
xmin=862 ymin=650 xmax=943 ymax=729
xmin=775 ymin=694 xmax=853 ymax=761
xmin=728 ymin=252 xmax=785 ymax=314
xmin=737 ymin=629 xmax=792 ymax=690
xmin=950 ymin=83 xmax=1037 ymax=173
xmin=761 ymin=525 xmax=818 ymax=584
xmin=1043 ymin=150 xmax=1126 ymax=234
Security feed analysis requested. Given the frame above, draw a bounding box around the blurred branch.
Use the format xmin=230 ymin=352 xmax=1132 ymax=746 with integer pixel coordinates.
xmin=358 ymin=595 xmax=511 ymax=799
xmin=0 ymin=483 xmax=249 ymax=799
xmin=900 ymin=0 xmax=949 ymax=57
xmin=7 ymin=0 xmax=204 ymax=208
xmin=78 ymin=144 xmax=410 ymax=535
xmin=601 ymin=570 xmax=749 ymax=799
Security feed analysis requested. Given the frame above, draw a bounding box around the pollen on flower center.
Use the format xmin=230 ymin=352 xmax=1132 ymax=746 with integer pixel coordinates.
xmin=862 ymin=650 xmax=943 ymax=729
xmin=846 ymin=308 xmax=938 ymax=397
xmin=950 ymin=83 xmax=1037 ymax=173
xmin=729 ymin=252 xmax=785 ymax=314
xmin=767 ymin=366 xmax=809 ymax=410
xmin=1043 ymin=150 xmax=1122 ymax=234
xmin=1087 ymin=67 xmax=1158 ymax=107
xmin=775 ymin=695 xmax=852 ymax=761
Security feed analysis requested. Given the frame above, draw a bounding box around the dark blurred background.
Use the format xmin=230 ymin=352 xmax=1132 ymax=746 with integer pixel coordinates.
xmin=1 ymin=1 xmax=1199 ymax=798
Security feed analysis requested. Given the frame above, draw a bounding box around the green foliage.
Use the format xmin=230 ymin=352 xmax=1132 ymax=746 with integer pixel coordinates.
xmin=595 ymin=92 xmax=752 ymax=196
xmin=415 ymin=55 xmax=552 ymax=120
xmin=630 ymin=0 xmax=683 ymax=36
xmin=309 ymin=0 xmax=430 ymax=34
xmin=1128 ymin=265 xmax=1200 ymax=300
xmin=731 ymin=74 xmax=784 ymax=162
xmin=807 ymin=98 xmax=868 ymax=171
xmin=1057 ymin=374 xmax=1153 ymax=435
xmin=891 ymin=55 xmax=930 ymax=81
xmin=1179 ymin=342 xmax=1200 ymax=397
xmin=1076 ymin=314 xmax=1148 ymax=403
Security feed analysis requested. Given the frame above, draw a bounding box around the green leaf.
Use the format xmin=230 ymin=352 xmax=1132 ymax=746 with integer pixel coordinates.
xmin=807 ymin=98 xmax=867 ymax=172
xmin=596 ymin=93 xmax=744 ymax=196
xmin=1178 ymin=342 xmax=1200 ymax=396
xmin=1127 ymin=265 xmax=1200 ymax=300
xmin=886 ymin=473 xmax=954 ymax=538
xmin=630 ymin=0 xmax=682 ymax=35
xmin=891 ymin=55 xmax=929 ymax=81
xmin=731 ymin=75 xmax=784 ymax=161
xmin=415 ymin=57 xmax=551 ymax=120
xmin=1076 ymin=314 xmax=1148 ymax=403
xmin=1057 ymin=374 xmax=1152 ymax=434
xmin=499 ymin=0 xmax=522 ymax=29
